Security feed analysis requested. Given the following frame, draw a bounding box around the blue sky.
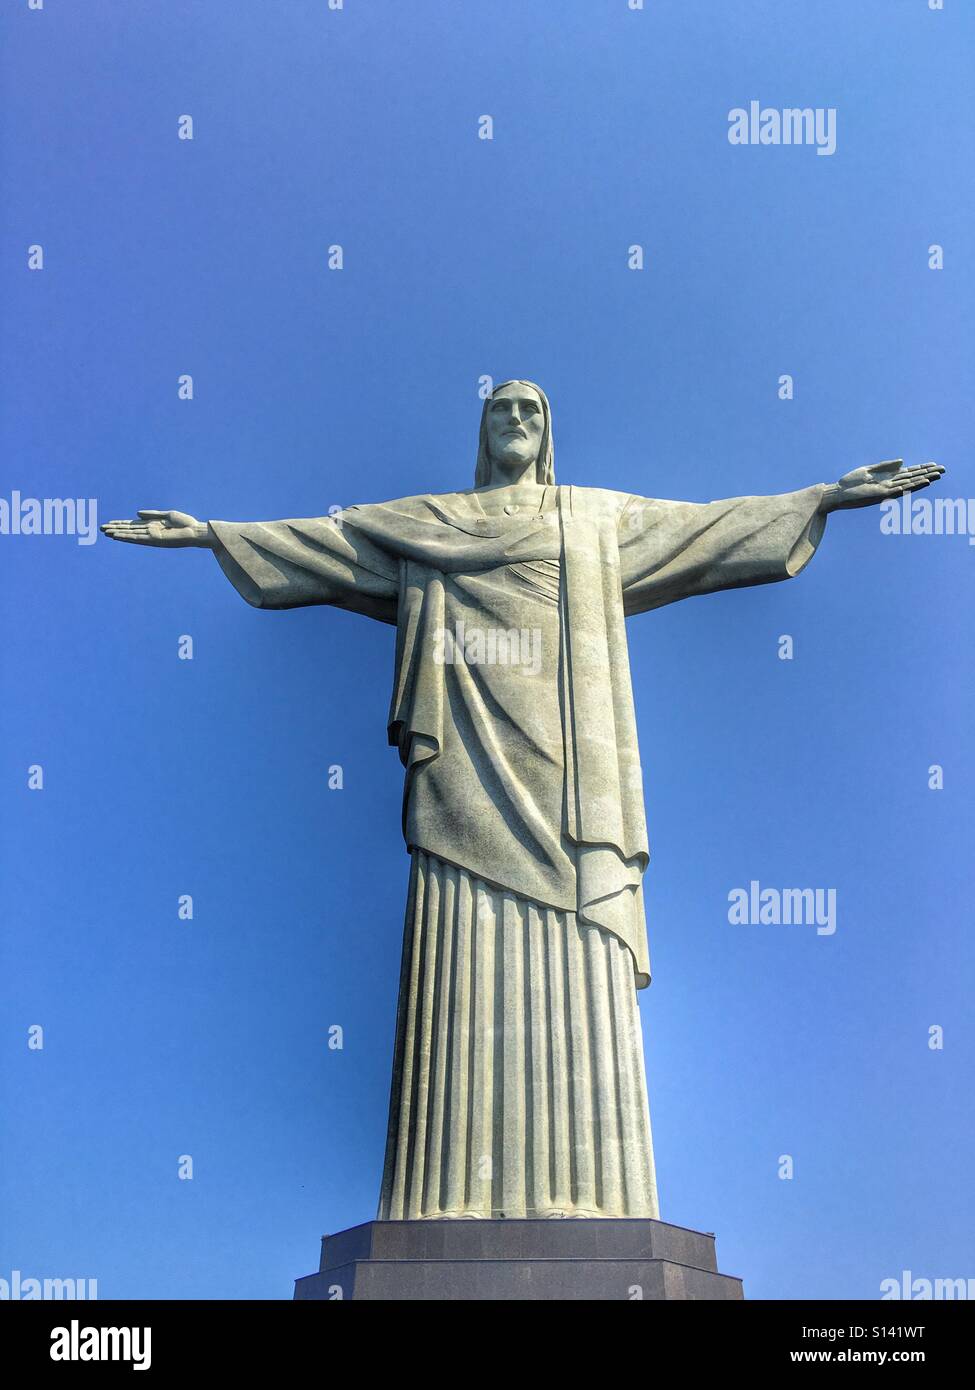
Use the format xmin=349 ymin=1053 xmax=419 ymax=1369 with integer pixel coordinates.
xmin=1 ymin=0 xmax=972 ymax=1299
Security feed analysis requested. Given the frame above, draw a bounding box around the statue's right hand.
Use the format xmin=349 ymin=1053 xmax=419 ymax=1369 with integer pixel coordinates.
xmin=100 ymin=510 xmax=211 ymax=548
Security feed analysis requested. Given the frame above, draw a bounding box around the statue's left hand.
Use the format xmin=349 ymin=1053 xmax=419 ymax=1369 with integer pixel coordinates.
xmin=822 ymin=460 xmax=945 ymax=512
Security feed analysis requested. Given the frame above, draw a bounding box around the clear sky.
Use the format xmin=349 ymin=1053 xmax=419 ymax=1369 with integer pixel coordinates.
xmin=1 ymin=0 xmax=972 ymax=1300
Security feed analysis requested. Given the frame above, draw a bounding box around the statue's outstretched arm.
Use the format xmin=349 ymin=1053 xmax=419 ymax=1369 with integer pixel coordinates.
xmin=619 ymin=459 xmax=946 ymax=617
xmin=103 ymin=507 xmax=399 ymax=622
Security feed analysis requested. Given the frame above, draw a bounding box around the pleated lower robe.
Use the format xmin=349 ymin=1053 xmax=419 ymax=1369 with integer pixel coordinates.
xmin=378 ymin=850 xmax=660 ymax=1220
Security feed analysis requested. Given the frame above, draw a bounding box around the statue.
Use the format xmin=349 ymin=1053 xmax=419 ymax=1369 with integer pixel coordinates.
xmin=102 ymin=381 xmax=943 ymax=1224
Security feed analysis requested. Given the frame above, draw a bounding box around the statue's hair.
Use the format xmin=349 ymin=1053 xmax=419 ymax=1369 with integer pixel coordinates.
xmin=474 ymin=380 xmax=555 ymax=488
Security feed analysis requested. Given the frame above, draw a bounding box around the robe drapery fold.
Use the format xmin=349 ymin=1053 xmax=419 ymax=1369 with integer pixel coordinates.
xmin=210 ymin=482 xmax=827 ymax=989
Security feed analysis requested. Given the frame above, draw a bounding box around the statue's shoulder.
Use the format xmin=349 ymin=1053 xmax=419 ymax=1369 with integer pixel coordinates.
xmin=344 ymin=491 xmax=449 ymax=518
xmin=564 ymin=485 xmax=632 ymax=520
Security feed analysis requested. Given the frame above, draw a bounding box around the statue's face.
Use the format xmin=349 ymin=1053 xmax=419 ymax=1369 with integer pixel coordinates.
xmin=485 ymin=385 xmax=545 ymax=481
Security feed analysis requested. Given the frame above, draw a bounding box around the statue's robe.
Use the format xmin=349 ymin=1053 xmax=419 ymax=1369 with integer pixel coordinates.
xmin=209 ymin=482 xmax=827 ymax=1219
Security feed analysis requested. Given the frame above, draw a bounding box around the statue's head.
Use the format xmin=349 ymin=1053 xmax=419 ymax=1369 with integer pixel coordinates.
xmin=474 ymin=380 xmax=555 ymax=488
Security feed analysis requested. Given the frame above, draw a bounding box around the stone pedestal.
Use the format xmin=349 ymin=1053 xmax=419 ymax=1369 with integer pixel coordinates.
xmin=293 ymin=1217 xmax=743 ymax=1301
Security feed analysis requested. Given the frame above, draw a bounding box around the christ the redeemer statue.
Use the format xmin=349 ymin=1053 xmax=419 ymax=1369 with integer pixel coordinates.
xmin=103 ymin=381 xmax=942 ymax=1222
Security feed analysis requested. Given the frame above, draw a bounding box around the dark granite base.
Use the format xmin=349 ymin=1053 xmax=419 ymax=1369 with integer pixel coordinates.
xmin=294 ymin=1217 xmax=744 ymax=1301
